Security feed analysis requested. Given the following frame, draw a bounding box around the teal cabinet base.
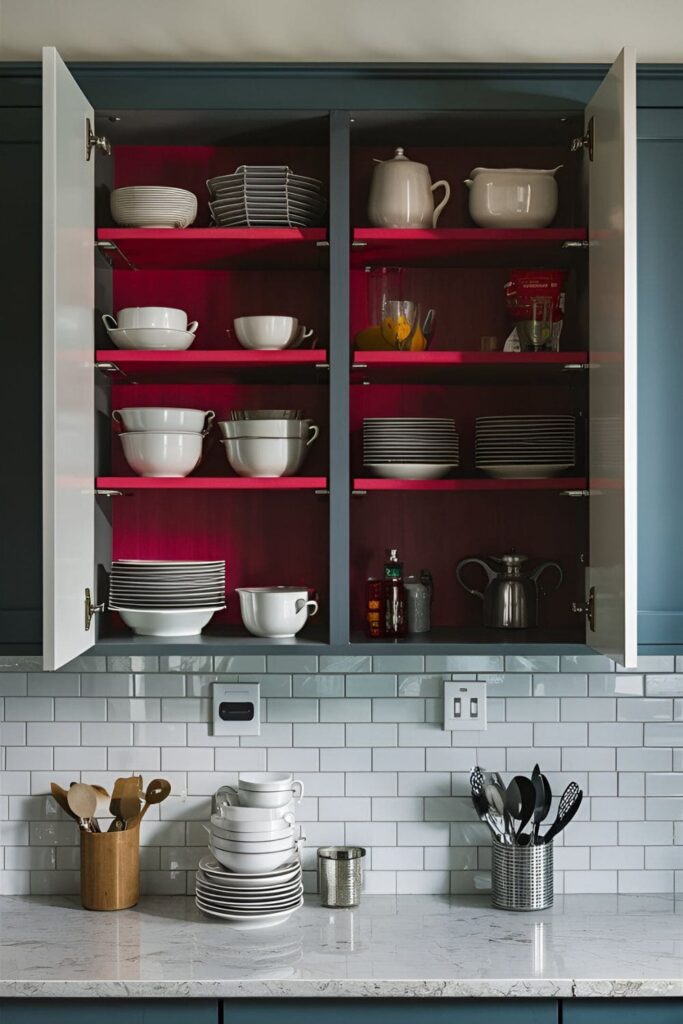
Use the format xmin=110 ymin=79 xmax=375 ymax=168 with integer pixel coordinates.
xmin=0 ymin=1000 xmax=217 ymax=1024
xmin=564 ymin=1000 xmax=683 ymax=1023
xmin=223 ymin=999 xmax=558 ymax=1024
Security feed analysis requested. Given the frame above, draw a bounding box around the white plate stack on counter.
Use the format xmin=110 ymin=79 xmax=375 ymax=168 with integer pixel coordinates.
xmin=195 ymin=773 xmax=305 ymax=928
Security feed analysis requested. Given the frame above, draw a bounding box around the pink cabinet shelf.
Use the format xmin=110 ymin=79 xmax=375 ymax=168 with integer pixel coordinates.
xmin=97 ymin=228 xmax=328 ymax=270
xmin=96 ymin=349 xmax=328 ymax=382
xmin=97 ymin=477 xmax=327 ymax=491
xmin=351 ymin=227 xmax=588 ymax=267
xmin=353 ymin=477 xmax=588 ymax=493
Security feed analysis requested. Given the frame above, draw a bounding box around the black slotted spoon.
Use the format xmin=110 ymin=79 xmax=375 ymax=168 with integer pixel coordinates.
xmin=542 ymin=781 xmax=583 ymax=844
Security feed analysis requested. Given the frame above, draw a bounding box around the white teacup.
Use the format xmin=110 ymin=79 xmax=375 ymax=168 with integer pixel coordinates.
xmin=103 ymin=306 xmax=197 ymax=332
xmin=236 ymin=586 xmax=318 ymax=638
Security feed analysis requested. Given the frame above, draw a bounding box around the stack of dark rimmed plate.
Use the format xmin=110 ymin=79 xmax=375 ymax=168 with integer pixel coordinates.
xmin=474 ymin=415 xmax=576 ymax=479
xmin=195 ymin=854 xmax=304 ymax=930
xmin=363 ymin=417 xmax=460 ymax=480
xmin=108 ymin=559 xmax=226 ymax=637
xmin=207 ymin=165 xmax=327 ymax=227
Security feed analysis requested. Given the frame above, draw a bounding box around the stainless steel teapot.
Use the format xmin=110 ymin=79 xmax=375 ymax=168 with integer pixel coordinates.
xmin=456 ymin=552 xmax=563 ymax=629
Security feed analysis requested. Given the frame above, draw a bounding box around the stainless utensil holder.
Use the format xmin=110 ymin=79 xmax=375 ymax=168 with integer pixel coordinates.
xmin=491 ymin=839 xmax=553 ymax=911
xmin=317 ymin=846 xmax=366 ymax=908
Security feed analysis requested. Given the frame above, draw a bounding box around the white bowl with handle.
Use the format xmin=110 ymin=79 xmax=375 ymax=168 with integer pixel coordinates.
xmin=211 ymin=834 xmax=297 ymax=854
xmin=464 ymin=166 xmax=561 ymax=228
xmin=236 ymin=586 xmax=318 ymax=639
xmin=113 ymin=407 xmax=214 ymax=434
xmin=105 ymin=306 xmax=191 ymax=331
xmin=209 ymin=845 xmax=299 ymax=874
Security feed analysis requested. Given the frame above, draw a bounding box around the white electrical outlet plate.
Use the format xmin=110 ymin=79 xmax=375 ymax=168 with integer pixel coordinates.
xmin=443 ymin=679 xmax=487 ymax=731
xmin=212 ymin=682 xmax=260 ymax=736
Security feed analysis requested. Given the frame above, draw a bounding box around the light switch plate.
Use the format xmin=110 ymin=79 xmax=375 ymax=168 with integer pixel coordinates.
xmin=443 ymin=679 xmax=487 ymax=731
xmin=212 ymin=682 xmax=260 ymax=736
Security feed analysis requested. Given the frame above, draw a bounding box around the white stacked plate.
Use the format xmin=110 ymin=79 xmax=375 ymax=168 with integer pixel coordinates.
xmin=110 ymin=186 xmax=198 ymax=228
xmin=475 ymin=415 xmax=576 ymax=479
xmin=207 ymin=165 xmax=326 ymax=227
xmin=363 ymin=417 xmax=460 ymax=480
xmin=196 ymin=855 xmax=303 ymax=929
xmin=109 ymin=559 xmax=226 ymax=637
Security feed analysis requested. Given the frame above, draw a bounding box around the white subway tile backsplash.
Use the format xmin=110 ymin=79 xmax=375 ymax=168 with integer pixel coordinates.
xmin=346 ymin=674 xmax=396 ymax=697
xmin=373 ymin=698 xmax=425 ymax=722
xmin=293 ymin=675 xmax=344 ymax=697
xmin=346 ymin=772 xmax=397 ymax=796
xmin=533 ymin=674 xmax=587 ymax=697
xmin=618 ymin=657 xmax=674 ymax=672
xmin=2 ymin=657 xmax=680 ymax=896
xmin=347 ymin=723 xmax=396 ymax=747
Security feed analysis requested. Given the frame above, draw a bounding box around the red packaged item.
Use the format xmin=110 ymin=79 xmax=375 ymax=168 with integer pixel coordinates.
xmin=504 ymin=269 xmax=568 ymax=351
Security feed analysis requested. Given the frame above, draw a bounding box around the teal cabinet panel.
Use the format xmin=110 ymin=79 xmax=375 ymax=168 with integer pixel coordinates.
xmin=564 ymin=999 xmax=683 ymax=1023
xmin=223 ymin=998 xmax=558 ymax=1024
xmin=637 ymin=122 xmax=683 ymax=644
xmin=0 ymin=1000 xmax=218 ymax=1024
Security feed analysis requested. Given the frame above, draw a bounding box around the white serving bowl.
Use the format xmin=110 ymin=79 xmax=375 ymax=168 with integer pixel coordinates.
xmin=211 ymin=811 xmax=295 ymax=832
xmin=113 ymin=407 xmax=214 ymax=434
xmin=236 ymin=586 xmax=318 ymax=639
xmin=229 ymin=410 xmax=303 ymax=421
xmin=103 ymin=326 xmax=196 ymax=351
xmin=366 ymin=462 xmax=456 ymax=480
xmin=209 ymin=845 xmax=299 ymax=874
xmin=239 ymin=772 xmax=295 ymax=792
xmin=106 ymin=306 xmax=190 ymax=331
xmin=233 ymin=316 xmax=298 ymax=351
xmin=211 ymin=833 xmax=296 ymax=854
xmin=110 ymin=186 xmax=198 ymax=228
xmin=222 ymin=437 xmax=308 ymax=478
xmin=218 ymin=419 xmax=318 ymax=442
xmin=211 ymin=823 xmax=294 ymax=844
xmin=116 ymin=607 xmax=223 ymax=637
xmin=119 ymin=431 xmax=203 ymax=477
xmin=464 ymin=166 xmax=560 ymax=229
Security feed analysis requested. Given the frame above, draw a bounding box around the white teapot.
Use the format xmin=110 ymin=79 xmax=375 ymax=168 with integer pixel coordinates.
xmin=368 ymin=147 xmax=450 ymax=229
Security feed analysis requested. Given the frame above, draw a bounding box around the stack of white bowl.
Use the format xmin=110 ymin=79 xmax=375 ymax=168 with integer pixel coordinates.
xmin=233 ymin=315 xmax=314 ymax=351
xmin=218 ymin=411 xmax=319 ymax=478
xmin=110 ymin=186 xmax=198 ymax=228
xmin=102 ymin=306 xmax=199 ymax=351
xmin=196 ymin=773 xmax=305 ymax=927
xmin=114 ymin=406 xmax=214 ymax=478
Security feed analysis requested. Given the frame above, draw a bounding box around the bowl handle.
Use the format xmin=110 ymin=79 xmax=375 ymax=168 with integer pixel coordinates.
xmin=187 ymin=321 xmax=199 ymax=334
xmin=214 ymin=785 xmax=239 ymax=816
xmin=102 ymin=314 xmax=118 ymax=330
xmin=306 ymin=424 xmax=320 ymax=446
xmin=202 ymin=411 xmax=215 ymax=437
xmin=431 ymin=180 xmax=450 ymax=227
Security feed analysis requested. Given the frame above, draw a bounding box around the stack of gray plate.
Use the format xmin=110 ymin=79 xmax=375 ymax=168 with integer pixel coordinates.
xmin=363 ymin=417 xmax=460 ymax=480
xmin=109 ymin=559 xmax=226 ymax=637
xmin=207 ymin=166 xmax=327 ymax=227
xmin=475 ymin=415 xmax=576 ymax=479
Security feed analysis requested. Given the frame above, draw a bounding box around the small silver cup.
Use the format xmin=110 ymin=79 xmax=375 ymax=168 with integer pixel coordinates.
xmin=317 ymin=846 xmax=366 ymax=908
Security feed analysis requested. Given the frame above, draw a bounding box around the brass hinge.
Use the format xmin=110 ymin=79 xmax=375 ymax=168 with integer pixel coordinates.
xmin=571 ymin=116 xmax=594 ymax=161
xmin=86 ymin=118 xmax=111 ymax=161
xmin=351 ymin=241 xmax=368 ymax=249
xmin=560 ymin=489 xmax=590 ymax=498
xmin=94 ymin=489 xmax=125 ymax=497
xmin=314 ymin=489 xmax=330 ymax=496
xmin=85 ymin=588 xmax=104 ymax=631
xmin=572 ymin=585 xmax=596 ymax=632
xmin=315 ymin=240 xmax=330 ymax=248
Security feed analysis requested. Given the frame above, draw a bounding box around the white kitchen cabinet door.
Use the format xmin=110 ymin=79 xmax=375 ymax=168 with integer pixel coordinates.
xmin=586 ymin=47 xmax=638 ymax=667
xmin=42 ymin=47 xmax=96 ymax=670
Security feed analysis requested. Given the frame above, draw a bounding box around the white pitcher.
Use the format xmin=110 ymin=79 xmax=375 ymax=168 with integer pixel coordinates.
xmin=368 ymin=147 xmax=450 ymax=229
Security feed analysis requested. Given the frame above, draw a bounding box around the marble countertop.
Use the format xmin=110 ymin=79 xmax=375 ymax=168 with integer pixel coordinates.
xmin=0 ymin=894 xmax=681 ymax=1000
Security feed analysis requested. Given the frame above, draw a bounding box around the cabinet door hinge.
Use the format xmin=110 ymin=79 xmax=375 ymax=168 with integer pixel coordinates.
xmin=85 ymin=588 xmax=104 ymax=631
xmin=572 ymin=585 xmax=596 ymax=632
xmin=86 ymin=118 xmax=111 ymax=161
xmin=571 ymin=116 xmax=594 ymax=161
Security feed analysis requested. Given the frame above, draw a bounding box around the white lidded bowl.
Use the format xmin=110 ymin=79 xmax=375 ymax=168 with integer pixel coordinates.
xmin=116 ymin=607 xmax=223 ymax=637
xmin=237 ymin=586 xmax=318 ymax=639
xmin=234 ymin=315 xmax=297 ymax=350
xmin=213 ymin=803 xmax=295 ymax=823
xmin=210 ymin=845 xmax=298 ymax=874
xmin=464 ymin=166 xmax=561 ymax=229
xmin=113 ymin=407 xmax=214 ymax=433
xmin=211 ymin=833 xmax=296 ymax=854
xmin=119 ymin=431 xmax=203 ymax=477
xmin=222 ymin=436 xmax=308 ymax=478
xmin=110 ymin=306 xmax=189 ymax=330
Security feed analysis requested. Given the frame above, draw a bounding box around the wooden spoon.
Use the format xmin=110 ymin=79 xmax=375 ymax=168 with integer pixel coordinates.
xmin=136 ymin=778 xmax=171 ymax=825
xmin=67 ymin=783 xmax=100 ymax=831
xmin=50 ymin=783 xmax=82 ymax=824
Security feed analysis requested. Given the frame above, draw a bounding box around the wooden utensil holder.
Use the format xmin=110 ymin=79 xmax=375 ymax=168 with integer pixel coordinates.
xmin=80 ymin=823 xmax=140 ymax=911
